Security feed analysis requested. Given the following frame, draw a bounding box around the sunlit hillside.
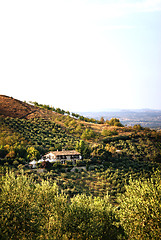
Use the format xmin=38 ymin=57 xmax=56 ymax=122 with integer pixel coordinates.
xmin=0 ymin=95 xmax=161 ymax=239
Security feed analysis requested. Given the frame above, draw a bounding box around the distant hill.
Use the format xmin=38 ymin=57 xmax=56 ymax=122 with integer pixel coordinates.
xmin=78 ymin=110 xmax=161 ymax=129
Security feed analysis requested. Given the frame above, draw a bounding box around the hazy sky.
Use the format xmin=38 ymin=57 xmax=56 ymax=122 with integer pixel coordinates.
xmin=1 ymin=0 xmax=161 ymax=111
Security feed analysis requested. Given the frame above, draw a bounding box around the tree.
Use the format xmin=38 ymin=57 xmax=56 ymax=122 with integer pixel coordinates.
xmin=62 ymin=194 xmax=124 ymax=240
xmin=81 ymin=129 xmax=95 ymax=140
xmin=0 ymin=146 xmax=8 ymax=158
xmin=55 ymin=108 xmax=63 ymax=114
xmin=91 ymin=144 xmax=110 ymax=161
xmin=75 ymin=140 xmax=91 ymax=158
xmin=6 ymin=149 xmax=15 ymax=158
xmin=133 ymin=124 xmax=143 ymax=130
xmin=0 ymin=171 xmax=41 ymax=239
xmin=66 ymin=111 xmax=70 ymax=115
xmin=100 ymin=117 xmax=105 ymax=124
xmin=118 ymin=170 xmax=161 ymax=240
xmin=0 ymin=171 xmax=125 ymax=239
xmin=75 ymin=140 xmax=85 ymax=154
xmin=27 ymin=146 xmax=40 ymax=161
xmin=109 ymin=118 xmax=123 ymax=127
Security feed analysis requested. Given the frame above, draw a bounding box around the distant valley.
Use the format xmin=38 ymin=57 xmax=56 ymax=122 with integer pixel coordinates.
xmin=78 ymin=109 xmax=161 ymax=129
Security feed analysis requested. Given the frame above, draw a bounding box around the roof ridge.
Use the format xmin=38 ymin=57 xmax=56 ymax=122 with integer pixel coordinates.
xmin=45 ymin=150 xmax=80 ymax=155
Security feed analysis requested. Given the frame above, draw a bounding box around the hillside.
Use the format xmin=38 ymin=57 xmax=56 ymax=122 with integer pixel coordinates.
xmin=0 ymin=95 xmax=161 ymax=172
xmin=0 ymin=95 xmax=134 ymax=142
xmin=1 ymin=95 xmax=161 ymax=166
xmin=0 ymin=95 xmax=61 ymax=120
xmin=0 ymin=95 xmax=38 ymax=118
xmin=0 ymin=95 xmax=161 ymax=239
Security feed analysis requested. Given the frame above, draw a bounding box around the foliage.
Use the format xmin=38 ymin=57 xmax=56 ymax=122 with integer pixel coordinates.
xmin=102 ymin=129 xmax=118 ymax=137
xmin=0 ymin=121 xmax=28 ymax=164
xmin=75 ymin=140 xmax=91 ymax=158
xmin=27 ymin=146 xmax=40 ymax=161
xmin=118 ymin=170 xmax=161 ymax=240
xmin=1 ymin=169 xmax=160 ymax=239
xmin=0 ymin=117 xmax=78 ymax=155
xmin=99 ymin=117 xmax=105 ymax=124
xmin=0 ymin=171 xmax=40 ymax=239
xmin=1 ymin=108 xmax=161 ymax=239
xmin=133 ymin=124 xmax=143 ymax=130
xmin=63 ymin=194 xmax=124 ymax=240
xmin=91 ymin=144 xmax=111 ymax=161
xmin=109 ymin=118 xmax=124 ymax=127
xmin=0 ymin=171 xmax=124 ymax=240
xmin=81 ymin=128 xmax=96 ymax=140
xmin=30 ymin=101 xmax=99 ymax=124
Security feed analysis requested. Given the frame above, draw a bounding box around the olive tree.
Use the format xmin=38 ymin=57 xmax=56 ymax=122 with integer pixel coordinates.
xmin=118 ymin=170 xmax=161 ymax=240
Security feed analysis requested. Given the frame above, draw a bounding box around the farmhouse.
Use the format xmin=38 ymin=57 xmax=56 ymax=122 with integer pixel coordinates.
xmin=44 ymin=150 xmax=81 ymax=164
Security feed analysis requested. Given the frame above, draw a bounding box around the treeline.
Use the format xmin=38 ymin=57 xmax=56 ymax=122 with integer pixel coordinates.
xmin=0 ymin=169 xmax=160 ymax=239
xmin=30 ymin=101 xmax=99 ymax=123
xmin=29 ymin=101 xmax=123 ymax=126
xmin=29 ymin=101 xmax=70 ymax=115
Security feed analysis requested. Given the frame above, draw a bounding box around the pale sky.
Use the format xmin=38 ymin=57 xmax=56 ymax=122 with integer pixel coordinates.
xmin=0 ymin=0 xmax=161 ymax=111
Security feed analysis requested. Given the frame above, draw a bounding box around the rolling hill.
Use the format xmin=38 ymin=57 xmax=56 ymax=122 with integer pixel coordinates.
xmin=0 ymin=95 xmax=161 ymax=240
xmin=0 ymin=95 xmax=131 ymax=140
xmin=1 ymin=94 xmax=161 ymax=164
